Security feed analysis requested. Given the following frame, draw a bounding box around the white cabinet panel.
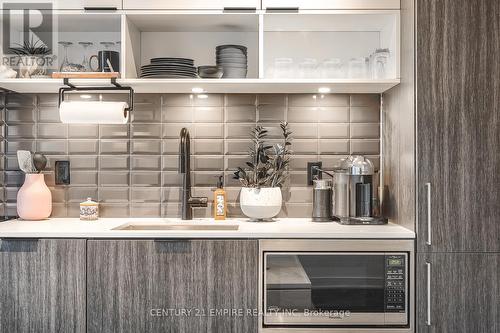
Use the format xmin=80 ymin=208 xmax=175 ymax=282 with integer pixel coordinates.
xmin=123 ymin=0 xmax=260 ymax=10
xmin=52 ymin=0 xmax=121 ymax=10
xmin=262 ymin=0 xmax=400 ymax=10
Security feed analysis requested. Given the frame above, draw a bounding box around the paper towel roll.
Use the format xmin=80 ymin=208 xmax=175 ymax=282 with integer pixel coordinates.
xmin=59 ymin=101 xmax=129 ymax=124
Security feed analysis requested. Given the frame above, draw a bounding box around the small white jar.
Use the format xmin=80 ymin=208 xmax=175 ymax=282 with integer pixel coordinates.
xmin=80 ymin=197 xmax=99 ymax=221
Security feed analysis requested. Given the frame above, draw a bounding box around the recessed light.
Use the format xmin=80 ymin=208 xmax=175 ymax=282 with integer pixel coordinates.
xmin=318 ymin=87 xmax=331 ymax=94
xmin=80 ymin=94 xmax=92 ymax=99
xmin=197 ymin=94 xmax=208 ymax=99
xmin=191 ymin=87 xmax=204 ymax=93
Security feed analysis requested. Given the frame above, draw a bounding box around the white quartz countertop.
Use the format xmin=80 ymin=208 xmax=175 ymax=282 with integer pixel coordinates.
xmin=0 ymin=218 xmax=415 ymax=239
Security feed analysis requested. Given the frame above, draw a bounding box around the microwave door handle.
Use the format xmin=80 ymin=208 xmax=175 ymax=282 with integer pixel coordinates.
xmin=425 ymin=183 xmax=432 ymax=245
xmin=426 ymin=262 xmax=431 ymax=326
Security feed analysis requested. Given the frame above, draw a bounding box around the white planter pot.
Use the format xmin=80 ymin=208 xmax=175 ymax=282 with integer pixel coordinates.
xmin=240 ymin=187 xmax=282 ymax=221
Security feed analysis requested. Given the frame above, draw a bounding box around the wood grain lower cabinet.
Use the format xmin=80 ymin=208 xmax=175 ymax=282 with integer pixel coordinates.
xmin=87 ymin=240 xmax=258 ymax=333
xmin=417 ymin=253 xmax=500 ymax=333
xmin=0 ymin=239 xmax=86 ymax=333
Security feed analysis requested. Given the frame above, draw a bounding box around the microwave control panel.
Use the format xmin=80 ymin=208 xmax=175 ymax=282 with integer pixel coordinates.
xmin=384 ymin=254 xmax=406 ymax=312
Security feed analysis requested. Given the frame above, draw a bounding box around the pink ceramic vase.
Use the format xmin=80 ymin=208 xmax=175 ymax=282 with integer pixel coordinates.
xmin=17 ymin=174 xmax=52 ymax=220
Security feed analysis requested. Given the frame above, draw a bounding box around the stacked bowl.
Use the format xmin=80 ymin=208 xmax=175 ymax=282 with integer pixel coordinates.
xmin=216 ymin=45 xmax=247 ymax=78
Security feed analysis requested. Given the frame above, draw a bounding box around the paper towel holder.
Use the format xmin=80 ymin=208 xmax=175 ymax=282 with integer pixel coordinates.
xmin=58 ymin=78 xmax=134 ymax=112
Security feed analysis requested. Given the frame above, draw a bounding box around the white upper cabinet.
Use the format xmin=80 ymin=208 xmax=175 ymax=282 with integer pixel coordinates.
xmin=262 ymin=0 xmax=400 ymax=10
xmin=123 ymin=0 xmax=260 ymax=10
xmin=52 ymin=0 xmax=121 ymax=10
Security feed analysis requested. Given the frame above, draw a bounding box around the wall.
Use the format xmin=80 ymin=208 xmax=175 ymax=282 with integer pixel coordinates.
xmin=0 ymin=92 xmax=381 ymax=218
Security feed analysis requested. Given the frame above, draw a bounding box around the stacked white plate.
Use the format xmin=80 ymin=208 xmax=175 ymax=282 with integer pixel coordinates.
xmin=216 ymin=45 xmax=247 ymax=78
xmin=140 ymin=58 xmax=198 ymax=78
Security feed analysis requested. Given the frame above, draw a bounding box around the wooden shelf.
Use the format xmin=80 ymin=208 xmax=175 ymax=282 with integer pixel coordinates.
xmin=0 ymin=78 xmax=399 ymax=94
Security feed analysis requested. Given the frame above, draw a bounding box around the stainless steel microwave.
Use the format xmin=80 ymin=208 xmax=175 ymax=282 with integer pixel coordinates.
xmin=259 ymin=239 xmax=414 ymax=332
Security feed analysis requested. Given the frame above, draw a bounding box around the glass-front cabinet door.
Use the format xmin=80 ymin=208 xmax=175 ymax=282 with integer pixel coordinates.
xmin=123 ymin=0 xmax=260 ymax=10
xmin=263 ymin=252 xmax=408 ymax=327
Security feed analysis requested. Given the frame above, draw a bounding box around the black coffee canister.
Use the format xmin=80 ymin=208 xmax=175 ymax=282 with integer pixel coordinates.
xmin=312 ymin=179 xmax=333 ymax=222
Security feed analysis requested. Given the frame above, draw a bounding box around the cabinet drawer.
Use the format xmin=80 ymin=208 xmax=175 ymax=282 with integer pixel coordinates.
xmin=52 ymin=0 xmax=121 ymax=10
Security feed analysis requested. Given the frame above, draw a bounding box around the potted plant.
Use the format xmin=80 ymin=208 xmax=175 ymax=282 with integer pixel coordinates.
xmin=10 ymin=37 xmax=52 ymax=78
xmin=233 ymin=122 xmax=292 ymax=221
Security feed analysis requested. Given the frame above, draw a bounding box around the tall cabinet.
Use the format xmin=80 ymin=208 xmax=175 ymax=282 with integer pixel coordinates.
xmin=416 ymin=0 xmax=500 ymax=331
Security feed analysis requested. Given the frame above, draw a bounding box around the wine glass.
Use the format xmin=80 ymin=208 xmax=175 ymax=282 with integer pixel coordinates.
xmin=58 ymin=41 xmax=72 ymax=71
xmin=78 ymin=42 xmax=93 ymax=72
xmin=100 ymin=42 xmax=115 ymax=50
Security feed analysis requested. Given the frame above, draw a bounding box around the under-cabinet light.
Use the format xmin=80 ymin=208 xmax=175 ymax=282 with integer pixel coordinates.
xmin=318 ymin=87 xmax=331 ymax=94
xmin=192 ymin=87 xmax=204 ymax=93
xmin=197 ymin=94 xmax=208 ymax=99
xmin=80 ymin=94 xmax=92 ymax=99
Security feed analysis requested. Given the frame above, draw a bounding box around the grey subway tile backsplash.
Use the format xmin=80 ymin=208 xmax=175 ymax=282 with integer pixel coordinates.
xmin=2 ymin=93 xmax=381 ymax=218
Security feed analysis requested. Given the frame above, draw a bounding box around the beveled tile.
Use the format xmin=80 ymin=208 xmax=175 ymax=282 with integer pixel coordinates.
xmin=162 ymin=172 xmax=182 ymax=186
xmin=131 ymin=156 xmax=161 ymax=170
xmin=131 ymin=124 xmax=162 ymax=138
xmin=162 ymin=139 xmax=179 ymax=155
xmin=162 ymin=123 xmax=192 ymax=138
xmin=318 ymin=107 xmax=350 ymax=122
xmin=99 ymin=187 xmax=129 ymax=203
xmin=194 ymin=124 xmax=223 ymax=139
xmin=193 ymin=106 xmax=223 ymax=123
xmin=131 ymin=140 xmax=161 ymax=155
xmin=68 ymin=124 xmax=98 ymax=139
xmin=162 ymin=203 xmax=181 ymax=217
xmin=319 ymin=155 xmax=348 ymax=169
xmin=99 ymin=156 xmax=129 ymax=170
xmin=162 ymin=155 xmax=179 ymax=171
xmin=287 ymin=107 xmax=318 ymax=123
xmin=284 ymin=203 xmax=313 ymax=217
xmin=68 ymin=187 xmax=98 ymax=203
xmin=319 ymin=139 xmax=350 ymax=155
xmin=350 ymin=123 xmax=380 ymax=139
xmin=162 ymin=187 xmax=181 ymax=202
xmin=130 ymin=94 xmax=161 ymax=123
xmin=6 ymin=140 xmax=35 ymax=154
xmin=350 ymin=139 xmax=380 ymax=154
xmin=51 ymin=203 xmax=68 ymax=217
xmin=131 ymin=171 xmax=161 ymax=186
xmin=350 ymin=94 xmax=380 ymax=107
xmin=130 ymin=203 xmax=161 ymax=217
xmin=288 ymin=123 xmax=318 ymax=139
xmin=162 ymin=106 xmax=193 ymax=123
xmin=6 ymin=108 xmax=35 ymax=123
xmin=99 ymin=124 xmax=129 ymax=139
xmin=258 ymin=94 xmax=286 ymax=105
xmin=225 ymin=124 xmax=255 ymax=139
xmin=71 ymin=171 xmax=98 ymax=186
xmin=194 ymin=172 xmax=221 ymax=186
xmin=100 ymin=204 xmax=129 ymax=217
xmin=194 ymin=156 xmax=224 ymax=171
xmin=37 ymin=106 xmax=60 ymax=123
xmin=287 ymin=187 xmax=313 ymax=203
xmin=99 ymin=171 xmax=130 ymax=187
xmin=70 ymin=156 xmax=98 ymax=171
xmin=194 ymin=139 xmax=224 ymax=155
xmin=162 ymin=94 xmax=194 ymax=106
xmin=193 ymin=94 xmax=223 ymax=107
xmin=350 ymin=106 xmax=380 ymax=123
xmin=319 ymin=123 xmax=350 ymax=138
xmin=68 ymin=140 xmax=98 ymax=155
xmin=225 ymin=105 xmax=256 ymax=123
xmin=100 ymin=140 xmax=129 ymax=154
xmin=7 ymin=124 xmax=36 ymax=139
xmin=292 ymin=140 xmax=318 ymax=155
xmin=131 ymin=187 xmax=161 ymax=203
xmin=38 ymin=123 xmax=69 ymax=139
xmin=289 ymin=155 xmax=318 ymax=171
xmin=258 ymin=104 xmax=286 ymax=123
xmin=37 ymin=140 xmax=68 ymax=155
xmin=225 ymin=155 xmax=250 ymax=171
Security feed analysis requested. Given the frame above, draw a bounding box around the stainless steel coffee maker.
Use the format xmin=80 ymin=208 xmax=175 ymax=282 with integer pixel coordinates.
xmin=333 ymin=155 xmax=387 ymax=225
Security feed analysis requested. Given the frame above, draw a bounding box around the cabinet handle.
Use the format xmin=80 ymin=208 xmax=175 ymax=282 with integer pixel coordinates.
xmin=223 ymin=7 xmax=257 ymax=12
xmin=84 ymin=7 xmax=117 ymax=11
xmin=426 ymin=262 xmax=431 ymax=326
xmin=425 ymin=182 xmax=432 ymax=245
xmin=265 ymin=7 xmax=299 ymax=12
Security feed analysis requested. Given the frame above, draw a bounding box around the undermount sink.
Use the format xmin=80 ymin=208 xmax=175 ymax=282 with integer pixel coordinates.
xmin=113 ymin=223 xmax=239 ymax=231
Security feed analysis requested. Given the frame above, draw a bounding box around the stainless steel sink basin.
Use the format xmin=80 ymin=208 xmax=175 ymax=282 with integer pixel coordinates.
xmin=113 ymin=223 xmax=239 ymax=231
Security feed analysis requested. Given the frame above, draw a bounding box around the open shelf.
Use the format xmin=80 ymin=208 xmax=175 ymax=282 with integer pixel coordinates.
xmin=123 ymin=12 xmax=259 ymax=79
xmin=0 ymin=78 xmax=399 ymax=94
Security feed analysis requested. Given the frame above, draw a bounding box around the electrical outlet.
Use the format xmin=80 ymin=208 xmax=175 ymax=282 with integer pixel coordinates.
xmin=55 ymin=160 xmax=70 ymax=185
xmin=307 ymin=162 xmax=322 ymax=186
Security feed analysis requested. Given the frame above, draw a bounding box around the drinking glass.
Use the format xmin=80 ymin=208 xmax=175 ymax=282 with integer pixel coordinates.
xmin=273 ymin=58 xmax=293 ymax=78
xmin=78 ymin=42 xmax=93 ymax=72
xmin=58 ymin=41 xmax=72 ymax=71
xmin=370 ymin=48 xmax=390 ymax=79
xmin=298 ymin=58 xmax=318 ymax=78
xmin=348 ymin=57 xmax=368 ymax=79
xmin=320 ymin=58 xmax=344 ymax=78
